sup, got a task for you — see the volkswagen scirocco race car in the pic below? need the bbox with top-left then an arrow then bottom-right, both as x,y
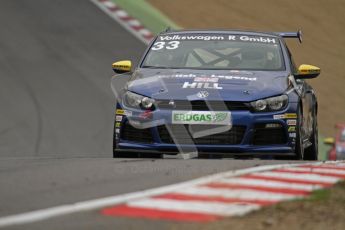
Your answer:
111,29 -> 320,160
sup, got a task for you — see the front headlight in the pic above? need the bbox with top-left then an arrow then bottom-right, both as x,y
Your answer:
250,95 -> 288,112
123,91 -> 155,109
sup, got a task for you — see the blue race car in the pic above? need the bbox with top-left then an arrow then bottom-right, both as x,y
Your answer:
111,29 -> 320,160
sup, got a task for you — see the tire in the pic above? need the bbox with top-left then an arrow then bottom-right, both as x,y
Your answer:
304,109 -> 318,160
112,120 -> 119,158
293,107 -> 304,160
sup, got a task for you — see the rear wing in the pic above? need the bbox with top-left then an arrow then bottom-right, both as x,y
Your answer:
275,30 -> 302,43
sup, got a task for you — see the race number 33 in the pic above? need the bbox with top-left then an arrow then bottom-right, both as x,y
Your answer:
151,41 -> 180,50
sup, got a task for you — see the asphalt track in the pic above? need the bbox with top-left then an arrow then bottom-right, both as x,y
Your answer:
0,0 -> 307,229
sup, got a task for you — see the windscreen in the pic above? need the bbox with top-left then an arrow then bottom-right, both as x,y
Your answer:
142,34 -> 284,71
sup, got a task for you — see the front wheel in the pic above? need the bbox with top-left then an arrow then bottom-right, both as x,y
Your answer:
304,109 -> 318,160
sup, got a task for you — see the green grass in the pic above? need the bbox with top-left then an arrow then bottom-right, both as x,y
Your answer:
308,188 -> 331,201
112,0 -> 181,34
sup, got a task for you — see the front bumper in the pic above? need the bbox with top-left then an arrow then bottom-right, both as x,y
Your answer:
114,102 -> 298,155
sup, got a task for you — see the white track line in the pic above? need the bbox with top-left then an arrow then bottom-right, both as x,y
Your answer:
316,163 -> 345,167
217,178 -> 321,191
0,162 -> 313,228
127,198 -> 260,216
279,167 -> 345,175
251,171 -> 341,183
175,186 -> 300,201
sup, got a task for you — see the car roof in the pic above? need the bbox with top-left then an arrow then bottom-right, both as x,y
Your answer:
160,29 -> 281,38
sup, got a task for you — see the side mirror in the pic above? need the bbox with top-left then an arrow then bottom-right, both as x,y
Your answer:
112,60 -> 132,74
324,137 -> 335,145
295,64 -> 320,79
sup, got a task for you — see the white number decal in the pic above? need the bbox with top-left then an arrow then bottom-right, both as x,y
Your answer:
151,41 -> 180,50
151,42 -> 165,50
166,41 -> 180,49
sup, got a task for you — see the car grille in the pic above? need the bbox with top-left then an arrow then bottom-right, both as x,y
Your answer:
252,124 -> 287,145
156,100 -> 249,111
158,125 -> 246,145
121,121 -> 153,143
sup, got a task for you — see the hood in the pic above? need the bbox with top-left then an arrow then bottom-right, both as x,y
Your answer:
127,69 -> 289,102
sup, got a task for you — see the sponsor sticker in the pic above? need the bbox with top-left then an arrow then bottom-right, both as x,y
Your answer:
158,74 -> 256,81
158,35 -> 276,44
172,111 -> 231,125
273,113 -> 298,120
285,113 -> 297,119
273,114 -> 285,120
116,115 -> 123,122
194,77 -> 219,83
159,35 -> 225,41
115,122 -> 121,128
124,110 -> 132,116
237,35 -> 276,44
116,109 -> 124,115
182,82 -> 223,89
289,133 -> 297,138
288,126 -> 296,132
287,119 -> 297,126
115,128 -> 120,134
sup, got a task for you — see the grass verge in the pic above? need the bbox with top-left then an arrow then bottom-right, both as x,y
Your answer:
112,0 -> 180,34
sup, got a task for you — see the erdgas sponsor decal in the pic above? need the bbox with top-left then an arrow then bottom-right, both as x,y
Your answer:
172,111 -> 231,125
182,82 -> 222,89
